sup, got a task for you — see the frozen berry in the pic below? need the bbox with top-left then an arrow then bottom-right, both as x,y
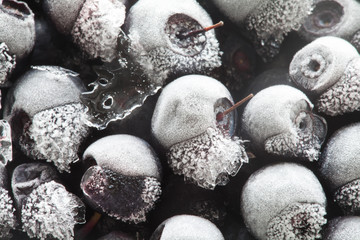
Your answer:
81,134 -> 162,223
151,75 -> 248,189
241,85 -> 327,161
4,66 -> 90,172
241,162 -> 327,240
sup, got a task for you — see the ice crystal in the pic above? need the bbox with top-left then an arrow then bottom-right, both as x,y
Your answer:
19,103 -> 89,172
264,128 -> 322,161
0,187 -> 16,239
21,181 -> 85,240
246,0 -> 313,61
0,42 -> 15,86
334,179 -> 360,215
267,203 -> 326,240
0,120 -> 12,165
71,0 -> 126,62
167,127 -> 248,190
316,57 -> 360,116
81,166 -> 161,223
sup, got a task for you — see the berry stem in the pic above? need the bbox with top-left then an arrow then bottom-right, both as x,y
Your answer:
216,93 -> 254,121
182,21 -> 224,39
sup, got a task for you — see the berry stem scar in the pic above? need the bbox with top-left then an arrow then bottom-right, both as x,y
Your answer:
217,93 -> 254,121
181,21 -> 224,39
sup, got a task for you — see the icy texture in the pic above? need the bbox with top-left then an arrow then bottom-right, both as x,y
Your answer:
289,36 -> 359,95
151,215 -> 224,240
246,0 -> 313,61
4,66 -> 85,118
0,187 -> 16,239
241,162 -> 327,240
323,216 -> 360,240
350,30 -> 360,52
0,42 -> 15,86
334,179 -> 360,214
126,0 -> 222,84
72,0 -> 126,62
19,103 -> 89,172
152,75 -> 233,149
267,203 -> 326,240
241,85 -> 327,160
0,0 -> 35,59
83,134 -> 161,179
81,166 -> 161,223
11,163 -> 59,208
21,181 -> 85,240
320,122 -> 360,191
43,0 -> 85,34
316,57 -> 360,116
0,120 -> 12,165
81,35 -> 161,129
167,127 -> 248,190
210,0 -> 261,24
300,0 -> 360,42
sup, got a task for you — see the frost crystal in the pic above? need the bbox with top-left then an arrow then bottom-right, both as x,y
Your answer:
334,179 -> 360,215
81,166 -> 161,223
351,30 -> 360,52
267,203 -> 326,240
0,120 -> 12,165
265,128 -> 322,161
21,181 -> 85,240
71,0 -> 126,62
0,42 -> 15,86
167,127 -> 248,190
316,58 -> 360,116
0,187 -> 16,239
246,0 -> 313,61
19,103 -> 89,172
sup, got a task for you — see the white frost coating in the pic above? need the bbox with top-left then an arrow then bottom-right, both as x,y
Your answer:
83,134 -> 161,179
126,0 -> 222,84
0,0 -> 35,59
241,162 -> 327,240
299,0 -> 360,42
4,66 -> 85,118
158,215 -> 224,240
317,57 -> 360,116
320,122 -> 360,191
334,179 -> 360,214
289,36 -> 359,95
0,120 -> 12,165
152,75 -> 233,149
0,42 -> 15,86
21,181 -> 85,240
43,0 -> 85,34
210,0 -> 261,25
241,85 -> 313,152
72,0 -> 126,62
20,103 -> 89,172
0,188 -> 16,239
167,127 -> 248,190
324,216 -> 360,240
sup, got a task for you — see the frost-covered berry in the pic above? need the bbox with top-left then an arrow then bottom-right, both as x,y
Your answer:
11,163 -> 85,240
323,216 -> 360,240
241,162 -> 327,240
241,85 -> 327,161
289,36 -> 359,95
0,164 -> 16,239
299,0 -> 360,42
151,75 -> 248,190
4,66 -> 90,173
0,0 -> 35,60
150,215 -> 224,240
43,0 -> 126,62
0,42 -> 15,86
81,134 -> 162,223
125,0 -> 222,85
319,123 -> 360,214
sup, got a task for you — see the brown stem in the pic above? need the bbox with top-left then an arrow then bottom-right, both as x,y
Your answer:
181,21 -> 224,39
216,93 -> 254,121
